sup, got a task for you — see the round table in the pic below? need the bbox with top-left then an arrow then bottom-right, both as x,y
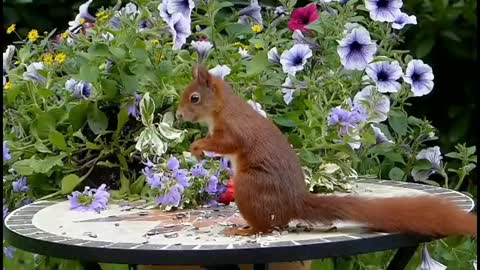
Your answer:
3,179 -> 475,270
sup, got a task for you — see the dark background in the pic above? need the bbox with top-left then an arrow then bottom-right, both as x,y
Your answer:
2,0 -> 477,156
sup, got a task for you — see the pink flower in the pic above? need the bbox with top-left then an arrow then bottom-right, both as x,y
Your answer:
288,4 -> 319,33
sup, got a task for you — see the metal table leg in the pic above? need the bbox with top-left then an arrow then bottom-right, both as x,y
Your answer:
80,261 -> 102,270
253,264 -> 269,270
386,245 -> 419,270
129,265 -> 138,270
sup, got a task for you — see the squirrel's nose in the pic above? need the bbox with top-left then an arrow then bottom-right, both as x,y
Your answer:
176,110 -> 183,120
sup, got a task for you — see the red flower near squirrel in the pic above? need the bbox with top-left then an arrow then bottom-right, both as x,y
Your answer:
218,178 -> 234,205
288,4 -> 319,33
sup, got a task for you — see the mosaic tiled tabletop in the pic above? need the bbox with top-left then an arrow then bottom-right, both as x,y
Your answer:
3,179 -> 475,265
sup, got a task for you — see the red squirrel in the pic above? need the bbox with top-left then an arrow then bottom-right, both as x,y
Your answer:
176,64 -> 477,238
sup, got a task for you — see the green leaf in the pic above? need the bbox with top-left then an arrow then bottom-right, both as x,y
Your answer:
119,171 -> 130,195
89,43 -> 111,57
30,154 -> 67,174
48,130 -> 68,151
110,47 -> 127,59
273,116 -> 297,127
12,159 -> 35,175
299,149 -> 320,164
69,102 -> 89,131
245,51 -> 268,76
34,141 -> 52,153
79,64 -> 100,82
445,152 -> 462,159
31,115 -> 56,139
115,106 -> 129,139
415,37 -> 434,58
131,40 -> 147,62
388,167 -> 405,181
87,103 -> 108,134
466,146 -> 476,157
388,110 -> 408,136
61,174 -> 82,194
384,152 -> 405,164
225,23 -> 252,36
414,159 -> 433,170
101,79 -> 119,100
130,175 -> 146,194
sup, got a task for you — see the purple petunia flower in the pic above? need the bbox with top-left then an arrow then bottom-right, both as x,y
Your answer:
337,28 -> 377,70
209,65 -> 231,79
3,141 -> 11,161
167,0 -> 195,19
392,12 -> 417,30
353,86 -> 390,123
167,157 -> 180,171
403,60 -> 434,97
3,247 -> 15,260
371,125 -> 393,144
123,2 -> 140,20
328,106 -> 368,136
158,0 -> 173,23
292,30 -> 321,51
3,203 -> 8,220
168,13 -> 192,50
280,44 -> 313,75
281,77 -> 308,105
220,158 -> 234,176
238,47 -> 250,59
155,184 -> 183,207
366,61 -> 403,93
68,184 -> 110,212
274,6 -> 287,15
110,16 -> 121,30
68,0 -> 96,32
365,0 -> 402,22
65,78 -> 93,99
127,93 -> 142,120
411,146 -> 443,182
191,40 -> 213,62
205,175 -> 219,195
23,62 -> 46,86
12,177 -> 29,193
267,47 -> 281,64
238,0 -> 263,25
3,45 -> 16,73
191,162 -> 208,177
419,244 -> 447,270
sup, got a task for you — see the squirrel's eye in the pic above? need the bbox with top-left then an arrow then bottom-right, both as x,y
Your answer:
190,93 -> 200,104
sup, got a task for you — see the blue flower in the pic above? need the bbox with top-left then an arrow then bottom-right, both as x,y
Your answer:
144,166 -> 163,189
23,62 -> 46,86
3,141 -> 11,161
68,0 -> 96,32
220,158 -> 234,176
3,247 -> 15,260
371,125 -> 393,144
173,168 -> 190,188
191,162 -> 208,177
167,0 -> 195,19
205,175 -> 219,195
403,59 -> 434,97
274,6 -> 287,15
366,61 -> 403,93
411,146 -> 443,182
281,77 -> 308,105
167,157 -> 180,171
3,45 -> 16,72
127,93 -> 142,120
65,78 -> 93,99
168,13 -> 191,50
292,30 -> 321,51
238,0 -> 263,25
267,47 -> 280,64
123,2 -> 140,20
12,177 -> 29,193
280,44 -> 313,75
365,0 -> 402,22
156,184 -> 183,207
419,244 -> 446,270
238,47 -> 250,59
337,28 -> 377,70
353,86 -> 390,123
392,12 -> 417,30
110,16 -> 121,30
191,40 -> 213,62
68,184 -> 110,212
328,107 -> 368,136
158,0 -> 173,23
209,65 -> 231,79
3,203 -> 8,220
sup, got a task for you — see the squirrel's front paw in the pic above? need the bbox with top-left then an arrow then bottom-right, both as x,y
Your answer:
190,142 -> 205,161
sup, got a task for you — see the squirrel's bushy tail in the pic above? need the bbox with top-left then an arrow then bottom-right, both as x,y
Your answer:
299,194 -> 477,237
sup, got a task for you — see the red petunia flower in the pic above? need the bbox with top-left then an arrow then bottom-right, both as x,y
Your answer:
198,36 -> 208,41
218,178 -> 234,205
288,4 -> 319,33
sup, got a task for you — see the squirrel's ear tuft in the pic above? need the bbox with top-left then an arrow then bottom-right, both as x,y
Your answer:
193,64 -> 211,88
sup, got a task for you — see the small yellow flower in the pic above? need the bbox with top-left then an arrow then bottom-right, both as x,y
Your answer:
96,11 -> 109,22
251,24 -> 263,33
151,39 -> 160,45
55,53 -> 67,64
80,19 -> 86,25
233,42 -> 243,47
4,82 -> 13,90
61,32 -> 69,40
6,24 -> 16,34
254,44 -> 263,49
28,29 -> 39,42
43,54 -> 54,65
166,41 -> 174,46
